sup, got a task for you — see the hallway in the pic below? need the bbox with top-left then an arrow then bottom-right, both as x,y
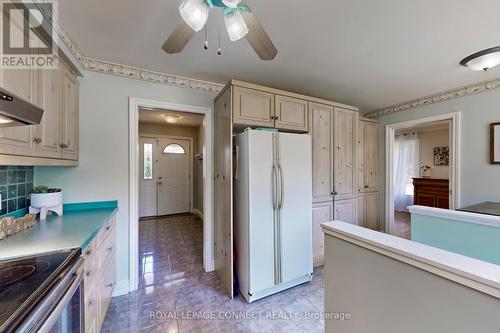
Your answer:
101,214 -> 325,333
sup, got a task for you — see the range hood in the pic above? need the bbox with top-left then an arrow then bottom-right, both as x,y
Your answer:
0,88 -> 43,127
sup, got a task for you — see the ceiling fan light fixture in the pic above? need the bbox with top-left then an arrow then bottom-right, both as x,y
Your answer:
224,10 -> 248,42
179,0 -> 209,32
163,114 -> 182,124
460,46 -> 500,71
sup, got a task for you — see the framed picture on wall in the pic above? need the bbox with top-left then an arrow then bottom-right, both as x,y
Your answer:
433,146 -> 449,165
490,122 -> 500,164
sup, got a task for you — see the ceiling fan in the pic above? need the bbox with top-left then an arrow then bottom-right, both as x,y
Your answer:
162,0 -> 277,60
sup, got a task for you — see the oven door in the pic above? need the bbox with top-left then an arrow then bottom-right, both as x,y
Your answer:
17,258 -> 84,333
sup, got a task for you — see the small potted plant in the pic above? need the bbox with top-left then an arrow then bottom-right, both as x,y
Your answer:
420,165 -> 433,178
29,185 -> 63,210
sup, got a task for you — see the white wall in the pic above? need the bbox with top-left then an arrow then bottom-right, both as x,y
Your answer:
35,71 -> 214,285
378,88 -> 500,230
418,129 -> 449,179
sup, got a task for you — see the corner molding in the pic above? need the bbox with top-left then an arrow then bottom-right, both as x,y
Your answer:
366,77 -> 500,118
53,14 -> 224,94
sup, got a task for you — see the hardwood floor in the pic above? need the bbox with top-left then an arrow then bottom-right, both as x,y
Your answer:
393,211 -> 411,240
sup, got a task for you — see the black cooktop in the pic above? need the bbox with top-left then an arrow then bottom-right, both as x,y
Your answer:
0,249 -> 81,332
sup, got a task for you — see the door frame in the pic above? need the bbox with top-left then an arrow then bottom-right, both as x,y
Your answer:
129,97 -> 214,293
384,111 -> 461,236
140,134 -> 194,216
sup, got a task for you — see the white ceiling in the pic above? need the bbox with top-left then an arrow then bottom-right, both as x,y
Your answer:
60,0 -> 500,112
139,108 -> 204,126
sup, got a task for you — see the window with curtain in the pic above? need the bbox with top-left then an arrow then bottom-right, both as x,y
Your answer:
393,132 -> 419,212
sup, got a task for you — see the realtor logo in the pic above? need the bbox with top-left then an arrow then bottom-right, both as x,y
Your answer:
1,0 -> 58,69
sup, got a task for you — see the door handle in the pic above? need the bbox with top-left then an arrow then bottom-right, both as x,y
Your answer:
272,164 -> 278,210
278,164 -> 284,209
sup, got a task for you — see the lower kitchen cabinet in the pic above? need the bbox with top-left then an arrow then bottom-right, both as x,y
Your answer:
312,201 -> 333,266
357,192 -> 380,231
82,215 -> 116,333
334,198 -> 356,225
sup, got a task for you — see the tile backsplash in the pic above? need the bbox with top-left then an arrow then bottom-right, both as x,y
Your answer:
0,166 -> 34,215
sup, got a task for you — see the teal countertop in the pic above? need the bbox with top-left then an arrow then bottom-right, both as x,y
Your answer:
0,201 -> 118,260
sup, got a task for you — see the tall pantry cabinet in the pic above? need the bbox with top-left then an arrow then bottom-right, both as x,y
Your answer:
356,118 -> 380,230
311,105 -> 359,266
311,110 -> 380,265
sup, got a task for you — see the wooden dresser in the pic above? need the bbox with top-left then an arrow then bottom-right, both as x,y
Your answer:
413,178 -> 449,209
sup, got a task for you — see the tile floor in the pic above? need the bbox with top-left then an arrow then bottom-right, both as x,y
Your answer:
101,214 -> 325,333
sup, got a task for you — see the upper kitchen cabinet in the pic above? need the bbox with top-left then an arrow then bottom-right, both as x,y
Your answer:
357,119 -> 379,193
310,102 -> 333,203
0,12 -> 37,157
36,65 -> 62,159
233,86 -> 275,128
275,95 -> 308,132
61,63 -> 79,160
230,81 -> 318,133
333,107 -> 356,200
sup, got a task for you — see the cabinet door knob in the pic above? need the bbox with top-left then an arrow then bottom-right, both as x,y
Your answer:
85,249 -> 93,256
86,270 -> 92,277
89,299 -> 95,306
105,282 -> 114,288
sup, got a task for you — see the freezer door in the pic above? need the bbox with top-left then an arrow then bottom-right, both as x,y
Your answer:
278,133 -> 313,282
247,130 -> 277,294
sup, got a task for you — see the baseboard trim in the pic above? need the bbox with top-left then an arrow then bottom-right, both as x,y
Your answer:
112,280 -> 130,297
313,258 -> 324,268
192,208 -> 203,220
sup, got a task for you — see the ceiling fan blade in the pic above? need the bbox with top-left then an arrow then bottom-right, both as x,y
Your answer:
162,21 -> 195,54
241,11 -> 277,60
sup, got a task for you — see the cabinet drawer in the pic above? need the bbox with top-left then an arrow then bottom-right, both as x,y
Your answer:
97,226 -> 116,270
96,217 -> 115,249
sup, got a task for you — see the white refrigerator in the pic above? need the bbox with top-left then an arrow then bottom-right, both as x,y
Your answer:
234,129 -> 313,303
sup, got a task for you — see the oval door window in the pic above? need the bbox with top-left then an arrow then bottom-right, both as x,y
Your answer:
163,144 -> 185,154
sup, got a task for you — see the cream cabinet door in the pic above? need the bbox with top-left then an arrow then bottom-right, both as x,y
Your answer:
333,108 -> 356,200
311,102 -> 333,203
233,86 -> 274,128
334,199 -> 356,225
275,95 -> 308,132
35,67 -> 62,158
364,121 -> 379,192
356,195 -> 365,227
312,201 -> 333,266
365,192 -> 379,231
0,12 -> 37,156
61,64 -> 79,160
356,120 -> 365,194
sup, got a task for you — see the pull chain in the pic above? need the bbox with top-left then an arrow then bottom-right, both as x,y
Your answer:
217,23 -> 222,56
203,23 -> 208,50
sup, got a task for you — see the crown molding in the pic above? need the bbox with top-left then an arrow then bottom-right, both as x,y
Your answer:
366,77 -> 500,119
52,12 -> 224,94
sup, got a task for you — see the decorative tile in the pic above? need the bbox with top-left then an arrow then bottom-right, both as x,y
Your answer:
0,166 -> 35,216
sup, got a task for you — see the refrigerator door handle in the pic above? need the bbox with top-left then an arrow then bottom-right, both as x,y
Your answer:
272,164 -> 278,210
278,164 -> 284,209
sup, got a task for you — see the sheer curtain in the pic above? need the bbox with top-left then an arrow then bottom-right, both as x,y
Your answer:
393,132 -> 419,212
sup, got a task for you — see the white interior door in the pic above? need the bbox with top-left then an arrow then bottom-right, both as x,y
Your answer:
139,138 -> 157,217
158,138 -> 191,215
